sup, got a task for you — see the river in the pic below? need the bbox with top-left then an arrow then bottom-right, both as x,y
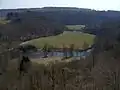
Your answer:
24,48 -> 93,59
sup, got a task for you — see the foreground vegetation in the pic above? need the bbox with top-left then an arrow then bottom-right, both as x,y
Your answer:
1,52 -> 120,90
0,19 -> 10,24
22,31 -> 95,49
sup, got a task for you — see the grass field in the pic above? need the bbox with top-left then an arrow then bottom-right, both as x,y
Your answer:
66,25 -> 85,30
21,31 -> 95,49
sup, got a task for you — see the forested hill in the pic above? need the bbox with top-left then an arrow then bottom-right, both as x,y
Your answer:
0,12 -> 65,41
1,7 -> 120,26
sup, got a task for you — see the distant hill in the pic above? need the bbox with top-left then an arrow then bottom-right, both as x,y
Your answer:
1,7 -> 120,39
1,7 -> 120,26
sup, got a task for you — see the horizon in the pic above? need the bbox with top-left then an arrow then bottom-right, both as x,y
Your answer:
0,6 -> 119,12
0,0 -> 120,11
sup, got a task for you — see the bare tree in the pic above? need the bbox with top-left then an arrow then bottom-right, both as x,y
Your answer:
69,44 -> 74,58
62,44 -> 68,60
82,42 -> 89,50
42,43 -> 49,58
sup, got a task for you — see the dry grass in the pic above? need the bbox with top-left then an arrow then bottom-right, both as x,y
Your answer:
31,57 -> 75,65
0,19 -> 10,24
0,57 -> 89,90
0,53 -> 120,90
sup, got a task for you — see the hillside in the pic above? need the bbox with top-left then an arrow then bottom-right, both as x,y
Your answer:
1,7 -> 120,27
0,12 -> 65,41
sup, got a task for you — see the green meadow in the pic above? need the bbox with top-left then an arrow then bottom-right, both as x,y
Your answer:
22,31 -> 95,49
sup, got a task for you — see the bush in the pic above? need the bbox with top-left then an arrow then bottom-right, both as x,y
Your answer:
18,45 -> 37,53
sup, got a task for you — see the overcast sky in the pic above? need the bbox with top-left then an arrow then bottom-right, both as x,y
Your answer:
0,0 -> 120,10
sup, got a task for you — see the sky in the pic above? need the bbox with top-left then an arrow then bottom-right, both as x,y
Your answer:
0,0 -> 120,11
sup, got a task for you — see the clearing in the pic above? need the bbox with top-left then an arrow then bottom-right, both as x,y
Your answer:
66,25 -> 85,30
21,31 -> 95,49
